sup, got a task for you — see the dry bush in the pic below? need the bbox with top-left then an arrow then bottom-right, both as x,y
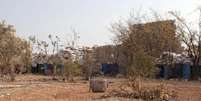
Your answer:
64,62 -> 80,81
103,82 -> 177,101
0,21 -> 31,81
137,84 -> 177,101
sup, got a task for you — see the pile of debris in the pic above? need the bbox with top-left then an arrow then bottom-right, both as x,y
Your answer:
100,83 -> 177,101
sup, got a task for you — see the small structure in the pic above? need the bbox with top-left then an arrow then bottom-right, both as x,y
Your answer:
101,63 -> 119,76
31,49 -> 71,75
157,52 -> 191,80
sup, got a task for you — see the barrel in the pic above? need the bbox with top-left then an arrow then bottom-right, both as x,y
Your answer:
164,65 -> 169,79
183,63 -> 191,80
89,79 -> 108,92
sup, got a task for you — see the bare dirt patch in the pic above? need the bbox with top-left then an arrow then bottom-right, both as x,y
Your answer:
0,75 -> 201,101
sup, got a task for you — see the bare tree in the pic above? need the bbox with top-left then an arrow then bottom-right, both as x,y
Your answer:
29,31 -> 81,81
170,9 -> 201,79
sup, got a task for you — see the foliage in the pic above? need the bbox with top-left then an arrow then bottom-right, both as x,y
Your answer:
112,20 -> 181,58
110,12 -> 183,98
80,47 -> 94,80
127,50 -> 156,80
64,62 -> 81,81
0,21 -> 31,81
111,11 -> 182,79
21,40 -> 32,73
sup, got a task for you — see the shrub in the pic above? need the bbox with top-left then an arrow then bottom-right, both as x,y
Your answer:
64,62 -> 80,81
127,50 -> 156,81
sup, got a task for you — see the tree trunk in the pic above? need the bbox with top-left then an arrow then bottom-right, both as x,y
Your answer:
52,64 -> 57,80
137,76 -> 141,92
10,65 -> 15,82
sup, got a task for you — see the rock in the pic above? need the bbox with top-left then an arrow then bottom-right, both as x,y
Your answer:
89,79 -> 108,92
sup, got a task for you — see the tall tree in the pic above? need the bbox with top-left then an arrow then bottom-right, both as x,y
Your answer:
0,21 -> 31,81
111,12 -> 182,79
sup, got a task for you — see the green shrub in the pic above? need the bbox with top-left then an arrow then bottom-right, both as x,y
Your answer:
64,62 -> 81,81
127,50 -> 156,80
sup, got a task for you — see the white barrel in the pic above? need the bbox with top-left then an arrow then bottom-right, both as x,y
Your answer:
89,79 -> 107,92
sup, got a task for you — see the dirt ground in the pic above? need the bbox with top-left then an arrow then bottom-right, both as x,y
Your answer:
0,75 -> 201,101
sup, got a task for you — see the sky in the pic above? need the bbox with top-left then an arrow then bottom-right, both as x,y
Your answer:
0,0 -> 201,47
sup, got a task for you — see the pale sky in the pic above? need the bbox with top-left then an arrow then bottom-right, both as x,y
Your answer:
0,0 -> 201,47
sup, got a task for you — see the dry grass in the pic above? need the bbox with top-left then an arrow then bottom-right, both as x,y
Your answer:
0,75 -> 201,101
